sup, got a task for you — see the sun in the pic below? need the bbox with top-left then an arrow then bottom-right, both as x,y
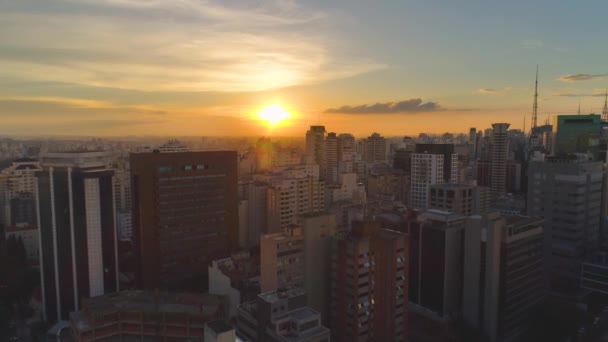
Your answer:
258,104 -> 291,126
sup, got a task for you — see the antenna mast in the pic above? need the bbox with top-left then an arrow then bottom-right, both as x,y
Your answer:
602,89 -> 608,122
531,65 -> 539,132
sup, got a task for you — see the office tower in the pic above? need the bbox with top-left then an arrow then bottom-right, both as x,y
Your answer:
363,133 -> 387,163
130,151 -> 238,289
429,183 -> 490,215
266,165 -> 325,233
272,147 -> 301,168
408,209 -> 467,318
393,148 -> 412,174
552,114 -> 602,160
260,226 -> 304,292
490,123 -> 510,199
36,151 -> 118,322
463,214 -> 544,342
70,291 -> 227,342
330,222 -> 408,341
237,288 -> 330,342
410,153 -> 444,209
528,157 -> 603,293
325,132 -> 339,183
305,125 -> 327,178
301,213 -> 337,323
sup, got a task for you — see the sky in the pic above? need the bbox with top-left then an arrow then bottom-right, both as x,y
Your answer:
1,0 -> 607,137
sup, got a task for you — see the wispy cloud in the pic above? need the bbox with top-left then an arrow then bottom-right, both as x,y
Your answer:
0,1 -> 383,93
558,74 -> 608,82
553,92 -> 607,97
522,39 -> 544,48
477,87 -> 512,95
325,98 -> 441,114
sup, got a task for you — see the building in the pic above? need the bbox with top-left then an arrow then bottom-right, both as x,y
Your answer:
5,224 -> 39,263
463,214 -> 545,342
363,133 -> 387,163
553,114 -> 602,159
237,288 -> 330,342
325,133 -> 338,184
393,149 -> 412,174
266,165 -> 325,233
527,156 -> 603,293
408,210 -> 467,319
429,183 -> 490,215
305,126 -> 327,179
330,222 -> 408,341
491,123 -> 510,199
414,144 -> 458,183
260,226 -> 304,292
130,151 -> 238,289
246,181 -> 268,246
113,167 -> 132,240
36,151 -> 118,322
208,251 -> 260,318
410,153 -> 444,209
581,253 -> 608,295
69,290 -> 227,342
205,320 -> 237,342
367,169 -> 409,203
1,158 -> 41,228
301,213 -> 337,323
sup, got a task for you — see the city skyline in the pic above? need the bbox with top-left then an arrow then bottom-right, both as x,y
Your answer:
1,0 -> 608,136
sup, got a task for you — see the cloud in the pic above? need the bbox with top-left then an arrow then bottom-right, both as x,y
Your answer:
558,74 -> 608,82
553,92 -> 607,97
325,98 -> 441,114
0,1 -> 384,93
522,40 -> 544,48
477,87 -> 512,95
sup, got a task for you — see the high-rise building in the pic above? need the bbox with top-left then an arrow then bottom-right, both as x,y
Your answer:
36,151 -> 118,322
469,127 -> 477,162
325,132 -> 339,183
1,158 -> 41,228
255,137 -> 275,171
246,180 -> 268,247
415,144 -> 458,183
463,214 -> 545,342
237,288 -> 330,342
491,123 -> 510,199
130,151 -> 238,289
428,183 -> 490,215
364,133 -> 387,163
260,226 -> 304,292
266,165 -> 325,233
338,133 -> 356,163
410,153 -> 444,209
330,222 -> 408,341
301,213 -> 337,323
552,114 -> 602,159
305,125 -> 327,178
528,156 -> 603,293
408,209 -> 467,319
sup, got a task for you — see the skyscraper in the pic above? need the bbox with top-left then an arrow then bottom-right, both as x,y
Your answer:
528,156 -> 603,293
36,151 -> 118,322
130,151 -> 238,289
305,125 -> 326,179
364,132 -> 387,163
325,132 -> 339,183
330,221 -> 408,341
410,153 -> 444,209
491,123 -> 510,199
552,114 -> 602,160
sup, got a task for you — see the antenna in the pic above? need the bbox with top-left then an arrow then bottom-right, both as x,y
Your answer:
531,65 -> 539,130
602,89 -> 608,122
578,99 -> 581,115
523,114 -> 526,134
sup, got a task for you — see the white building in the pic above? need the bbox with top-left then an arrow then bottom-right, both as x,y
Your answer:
410,153 -> 444,208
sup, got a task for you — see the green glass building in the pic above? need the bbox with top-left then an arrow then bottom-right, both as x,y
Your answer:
552,114 -> 602,159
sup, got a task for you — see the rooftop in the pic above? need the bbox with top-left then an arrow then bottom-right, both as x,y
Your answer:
206,319 -> 234,334
259,287 -> 306,304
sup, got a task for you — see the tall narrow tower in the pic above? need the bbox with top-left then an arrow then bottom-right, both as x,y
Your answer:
602,89 -> 608,122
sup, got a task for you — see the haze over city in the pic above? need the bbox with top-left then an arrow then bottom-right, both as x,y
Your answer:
1,0 -> 608,136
